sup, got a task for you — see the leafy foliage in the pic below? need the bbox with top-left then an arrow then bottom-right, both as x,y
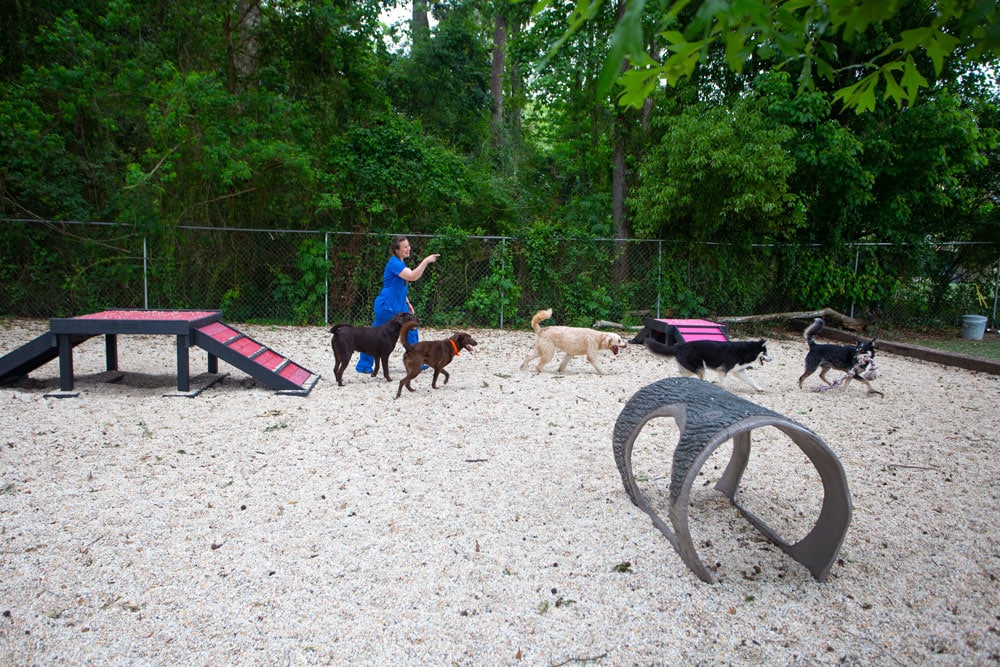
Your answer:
540,0 -> 1000,112
516,220 -> 615,325
386,14 -> 493,153
0,0 -> 998,334
466,240 -> 521,328
630,89 -> 803,241
272,238 -> 334,325
324,116 -> 475,232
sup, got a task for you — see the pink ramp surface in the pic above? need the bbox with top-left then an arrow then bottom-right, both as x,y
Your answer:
75,309 -> 220,322
656,318 -> 730,342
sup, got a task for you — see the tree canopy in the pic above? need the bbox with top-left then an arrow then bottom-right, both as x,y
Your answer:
0,0 -> 997,324
541,0 -> 1000,112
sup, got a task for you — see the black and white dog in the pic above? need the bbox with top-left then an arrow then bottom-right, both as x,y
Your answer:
798,318 -> 882,395
644,337 -> 771,392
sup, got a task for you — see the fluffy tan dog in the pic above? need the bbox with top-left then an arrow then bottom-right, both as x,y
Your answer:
520,308 -> 624,375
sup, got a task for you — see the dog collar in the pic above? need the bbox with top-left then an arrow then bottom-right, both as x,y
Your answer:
449,339 -> 459,356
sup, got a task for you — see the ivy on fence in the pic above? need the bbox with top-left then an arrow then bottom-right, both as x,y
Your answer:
1,220 -> 996,331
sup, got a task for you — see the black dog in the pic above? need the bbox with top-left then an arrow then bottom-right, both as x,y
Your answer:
644,337 -> 771,392
798,318 -> 882,395
330,312 -> 415,386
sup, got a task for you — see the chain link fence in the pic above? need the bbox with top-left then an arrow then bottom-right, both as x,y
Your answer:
2,219 -> 997,333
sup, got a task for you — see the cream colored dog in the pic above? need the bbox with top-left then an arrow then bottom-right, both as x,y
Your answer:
520,309 -> 624,374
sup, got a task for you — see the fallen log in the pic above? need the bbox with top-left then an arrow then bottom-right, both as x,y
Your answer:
716,308 -> 866,331
594,308 -> 866,332
593,320 -> 643,331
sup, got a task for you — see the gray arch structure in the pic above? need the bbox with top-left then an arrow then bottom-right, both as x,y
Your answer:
612,377 -> 852,584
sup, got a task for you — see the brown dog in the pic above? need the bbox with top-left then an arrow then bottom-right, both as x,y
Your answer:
395,321 -> 477,398
330,312 -> 415,386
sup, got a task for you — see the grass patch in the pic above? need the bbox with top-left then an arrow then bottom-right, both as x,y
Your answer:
904,334 -> 1000,361
742,321 -> 1000,362
874,323 -> 1000,361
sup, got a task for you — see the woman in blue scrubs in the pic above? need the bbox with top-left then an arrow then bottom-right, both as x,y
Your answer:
356,236 -> 439,374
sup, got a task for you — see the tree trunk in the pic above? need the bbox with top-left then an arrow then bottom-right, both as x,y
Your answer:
226,0 -> 260,95
490,13 -> 508,146
412,0 -> 430,47
506,12 -> 524,147
612,114 -> 628,239
510,58 -> 522,143
612,110 -> 630,283
611,0 -> 630,284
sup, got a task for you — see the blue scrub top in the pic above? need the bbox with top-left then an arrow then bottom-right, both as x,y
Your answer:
373,255 -> 408,314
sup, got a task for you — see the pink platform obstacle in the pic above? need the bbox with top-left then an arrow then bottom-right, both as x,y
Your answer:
635,317 -> 730,345
0,309 -> 319,396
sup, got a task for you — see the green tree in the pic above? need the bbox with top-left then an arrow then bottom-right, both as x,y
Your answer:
386,10 -> 493,154
630,91 -> 802,241
542,0 -> 1000,112
323,115 -> 474,231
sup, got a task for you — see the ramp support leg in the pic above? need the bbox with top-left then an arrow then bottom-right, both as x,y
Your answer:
104,334 -> 118,372
176,334 -> 190,392
57,334 -> 74,391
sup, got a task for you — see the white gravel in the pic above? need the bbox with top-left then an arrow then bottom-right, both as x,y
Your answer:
1,318 -> 998,665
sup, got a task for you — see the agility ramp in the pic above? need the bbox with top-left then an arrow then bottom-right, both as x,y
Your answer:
192,319 -> 319,395
0,310 -> 319,396
631,317 -> 730,345
0,331 -> 92,385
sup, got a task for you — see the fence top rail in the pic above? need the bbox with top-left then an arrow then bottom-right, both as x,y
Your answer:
3,219 -> 997,249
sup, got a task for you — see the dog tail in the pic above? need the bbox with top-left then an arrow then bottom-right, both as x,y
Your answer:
399,320 -> 418,351
643,338 -> 680,357
330,323 -> 349,337
531,308 -> 553,332
804,318 -> 824,347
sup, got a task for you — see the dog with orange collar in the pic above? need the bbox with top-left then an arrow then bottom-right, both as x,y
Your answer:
395,320 -> 478,398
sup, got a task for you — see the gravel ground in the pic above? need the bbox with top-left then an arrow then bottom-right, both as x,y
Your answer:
1,317 -> 998,665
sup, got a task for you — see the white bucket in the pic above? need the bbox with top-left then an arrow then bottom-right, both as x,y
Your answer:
960,314 -> 987,340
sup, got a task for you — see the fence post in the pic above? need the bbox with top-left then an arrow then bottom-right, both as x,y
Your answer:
656,240 -> 662,319
850,245 -> 860,318
992,255 -> 999,330
324,231 -> 330,326
143,235 -> 149,309
500,236 -> 506,330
